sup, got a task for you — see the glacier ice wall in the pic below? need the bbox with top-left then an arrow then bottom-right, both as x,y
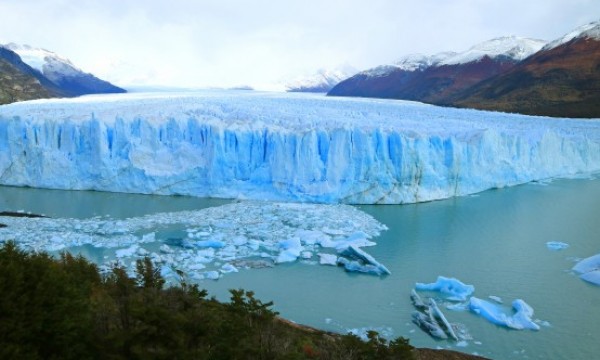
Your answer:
1,91 -> 600,204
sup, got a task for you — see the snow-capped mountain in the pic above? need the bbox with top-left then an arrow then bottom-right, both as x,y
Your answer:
285,65 -> 357,93
361,52 -> 457,77
329,36 -> 547,106
452,20 -> 600,118
543,20 -> 600,51
440,36 -> 545,65
4,43 -> 125,96
0,46 -> 59,104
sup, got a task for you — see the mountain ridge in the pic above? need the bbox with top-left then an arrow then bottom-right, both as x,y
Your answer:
4,43 -> 126,97
329,20 -> 600,118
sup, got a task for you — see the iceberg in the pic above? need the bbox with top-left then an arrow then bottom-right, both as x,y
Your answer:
546,241 -> 569,251
338,245 -> 391,275
468,297 -> 540,330
1,91 -> 600,204
318,253 -> 338,266
412,311 -> 448,340
572,253 -> 600,286
415,276 -> 475,301
429,298 -> 459,340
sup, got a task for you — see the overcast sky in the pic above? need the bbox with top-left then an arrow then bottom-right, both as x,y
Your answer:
0,0 -> 598,88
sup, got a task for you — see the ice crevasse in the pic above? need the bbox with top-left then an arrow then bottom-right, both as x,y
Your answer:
1,90 -> 600,204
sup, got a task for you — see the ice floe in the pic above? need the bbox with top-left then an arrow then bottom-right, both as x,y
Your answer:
546,241 -> 569,251
0,201 -> 388,281
468,297 -> 540,331
573,253 -> 600,286
415,276 -> 475,301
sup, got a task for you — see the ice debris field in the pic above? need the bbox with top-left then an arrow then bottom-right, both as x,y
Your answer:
1,90 -> 600,204
411,276 -> 547,345
0,201 -> 388,281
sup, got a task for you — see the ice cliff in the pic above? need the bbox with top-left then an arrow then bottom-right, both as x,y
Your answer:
1,90 -> 600,204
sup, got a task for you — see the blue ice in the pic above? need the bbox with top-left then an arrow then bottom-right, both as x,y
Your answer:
415,276 -> 475,301
469,297 -> 540,330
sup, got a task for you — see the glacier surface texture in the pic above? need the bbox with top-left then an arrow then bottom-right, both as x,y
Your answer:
1,90 -> 600,204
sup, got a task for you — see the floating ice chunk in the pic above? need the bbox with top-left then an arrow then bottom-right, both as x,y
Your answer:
46,236 -> 67,251
339,245 -> 391,275
333,231 -> 376,250
580,270 -> 600,286
196,248 -> 216,258
279,237 -> 302,250
195,240 -> 225,248
337,257 -> 386,275
430,298 -> 459,340
276,249 -> 302,263
204,271 -> 220,280
295,229 -> 327,245
511,299 -> 540,330
546,241 -> 569,251
301,251 -> 313,259
159,244 -> 173,253
141,232 -> 156,242
572,253 -> 600,286
468,297 -> 540,330
231,235 -> 248,246
489,295 -> 503,304
573,253 -> 600,274
276,237 -> 303,263
187,263 -> 206,271
221,263 -> 239,273
415,276 -> 474,301
410,289 -> 428,311
318,253 -> 338,266
412,311 -> 448,340
116,244 -> 140,258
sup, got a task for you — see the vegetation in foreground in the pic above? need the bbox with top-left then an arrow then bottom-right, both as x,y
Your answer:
0,241 -> 415,359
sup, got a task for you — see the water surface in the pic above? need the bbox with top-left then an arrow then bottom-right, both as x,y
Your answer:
1,179 -> 599,360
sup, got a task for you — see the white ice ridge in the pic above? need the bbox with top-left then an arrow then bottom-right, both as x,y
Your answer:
0,201 -> 387,281
2,90 -> 600,204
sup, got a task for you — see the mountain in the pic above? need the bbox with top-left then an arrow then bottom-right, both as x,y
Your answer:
0,46 -> 60,104
328,37 -> 545,103
450,21 -> 600,118
4,43 -> 125,96
285,65 -> 357,93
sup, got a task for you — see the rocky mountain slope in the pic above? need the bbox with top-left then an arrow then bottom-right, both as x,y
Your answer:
330,21 -> 600,118
0,47 -> 59,104
4,43 -> 125,96
328,37 -> 545,103
450,21 -> 600,118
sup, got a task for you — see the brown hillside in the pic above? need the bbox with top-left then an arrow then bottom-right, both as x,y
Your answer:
450,38 -> 600,118
0,58 -> 56,105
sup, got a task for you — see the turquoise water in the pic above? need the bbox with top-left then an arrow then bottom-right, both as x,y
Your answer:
1,179 -> 599,360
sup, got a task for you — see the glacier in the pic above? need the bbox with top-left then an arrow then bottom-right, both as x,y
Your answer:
1,90 -> 600,204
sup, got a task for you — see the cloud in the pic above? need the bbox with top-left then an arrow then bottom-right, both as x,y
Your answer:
1,0 -> 597,87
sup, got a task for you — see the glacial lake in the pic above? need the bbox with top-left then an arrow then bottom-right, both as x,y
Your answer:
1,177 -> 600,360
